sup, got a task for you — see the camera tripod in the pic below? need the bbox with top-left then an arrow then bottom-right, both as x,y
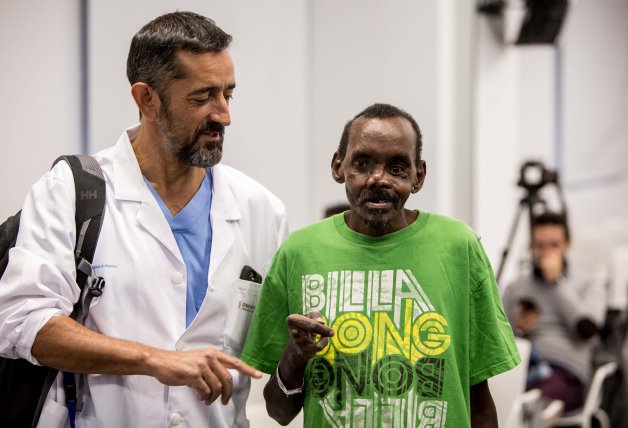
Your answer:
495,160 -> 565,285
495,190 -> 546,285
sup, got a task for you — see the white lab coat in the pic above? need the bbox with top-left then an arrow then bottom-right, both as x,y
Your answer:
0,125 -> 288,428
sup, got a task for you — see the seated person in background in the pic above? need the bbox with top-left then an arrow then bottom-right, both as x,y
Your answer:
242,103 -> 521,427
502,211 -> 607,412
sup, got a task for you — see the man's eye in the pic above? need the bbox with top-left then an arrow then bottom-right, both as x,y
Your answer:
193,97 -> 209,104
354,160 -> 368,169
390,165 -> 404,175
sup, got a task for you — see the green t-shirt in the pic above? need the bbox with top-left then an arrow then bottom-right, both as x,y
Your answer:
241,212 -> 520,427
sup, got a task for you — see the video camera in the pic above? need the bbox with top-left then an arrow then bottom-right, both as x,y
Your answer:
517,160 -> 559,195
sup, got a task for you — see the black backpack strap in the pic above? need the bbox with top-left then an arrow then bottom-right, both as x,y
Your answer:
0,212 -> 20,273
32,155 -> 106,427
57,155 -> 106,286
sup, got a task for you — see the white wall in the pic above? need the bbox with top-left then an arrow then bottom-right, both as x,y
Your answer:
474,29 -> 557,285
474,0 -> 628,286
561,0 -> 628,272
0,0 -> 82,220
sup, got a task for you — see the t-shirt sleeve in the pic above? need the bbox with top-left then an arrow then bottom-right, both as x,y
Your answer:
241,248 -> 291,374
468,242 -> 521,385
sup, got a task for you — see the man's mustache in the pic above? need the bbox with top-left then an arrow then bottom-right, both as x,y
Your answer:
357,189 -> 400,205
195,120 -> 225,139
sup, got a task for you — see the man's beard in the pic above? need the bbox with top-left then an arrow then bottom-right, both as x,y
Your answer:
355,188 -> 401,230
159,106 -> 225,168
171,134 -> 223,168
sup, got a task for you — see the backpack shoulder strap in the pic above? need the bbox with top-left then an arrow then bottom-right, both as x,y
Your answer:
32,155 -> 106,427
53,155 -> 106,288
0,211 -> 20,274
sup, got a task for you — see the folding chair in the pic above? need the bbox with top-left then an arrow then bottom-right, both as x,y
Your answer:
551,361 -> 618,428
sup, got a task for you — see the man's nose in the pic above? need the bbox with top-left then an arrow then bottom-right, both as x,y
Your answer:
210,96 -> 231,126
367,166 -> 388,185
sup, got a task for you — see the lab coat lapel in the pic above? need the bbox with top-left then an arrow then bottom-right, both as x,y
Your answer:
208,165 -> 242,279
136,196 -> 183,264
111,132 -> 183,265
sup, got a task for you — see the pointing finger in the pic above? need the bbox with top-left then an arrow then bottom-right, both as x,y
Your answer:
218,353 -> 263,379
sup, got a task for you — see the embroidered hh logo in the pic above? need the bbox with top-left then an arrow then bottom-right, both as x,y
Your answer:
80,190 -> 98,200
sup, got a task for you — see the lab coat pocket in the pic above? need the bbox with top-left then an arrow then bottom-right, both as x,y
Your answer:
223,279 -> 262,354
37,399 -> 68,428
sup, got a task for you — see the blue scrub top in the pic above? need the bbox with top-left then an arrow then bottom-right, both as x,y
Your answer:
145,171 -> 213,327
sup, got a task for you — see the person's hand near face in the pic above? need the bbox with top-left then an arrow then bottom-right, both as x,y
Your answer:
537,249 -> 564,283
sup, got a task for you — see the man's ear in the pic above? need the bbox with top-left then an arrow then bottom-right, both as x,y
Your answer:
331,152 -> 345,183
411,160 -> 427,193
130,82 -> 160,121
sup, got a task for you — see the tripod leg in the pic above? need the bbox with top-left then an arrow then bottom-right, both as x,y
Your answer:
496,201 -> 527,286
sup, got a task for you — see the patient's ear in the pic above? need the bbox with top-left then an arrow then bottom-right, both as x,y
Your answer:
331,152 -> 345,183
411,160 -> 427,193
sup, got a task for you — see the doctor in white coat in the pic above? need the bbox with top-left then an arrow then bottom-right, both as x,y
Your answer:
0,11 -> 287,428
